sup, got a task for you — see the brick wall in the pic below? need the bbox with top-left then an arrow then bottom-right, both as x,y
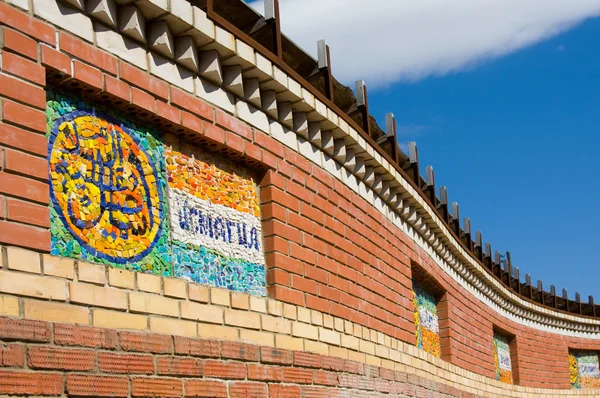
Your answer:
0,1 -> 599,396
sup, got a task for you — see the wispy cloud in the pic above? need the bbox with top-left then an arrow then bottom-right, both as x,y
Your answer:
249,0 -> 600,87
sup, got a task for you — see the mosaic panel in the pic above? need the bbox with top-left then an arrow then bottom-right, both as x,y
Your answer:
413,283 -> 441,357
570,350 -> 600,389
47,91 -> 172,275
493,333 -> 513,384
166,147 -> 266,296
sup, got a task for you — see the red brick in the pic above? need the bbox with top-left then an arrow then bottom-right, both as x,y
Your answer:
313,370 -> 338,386
247,364 -> 283,382
67,374 -> 129,397
28,346 -> 96,371
291,274 -> 318,295
0,73 -> 45,109
282,367 -> 313,384
321,356 -> 345,372
294,352 -> 322,368
182,111 -> 203,134
120,62 -> 168,99
119,331 -> 172,354
157,356 -> 203,376
171,88 -> 214,121
269,384 -> 301,398
60,32 -> 116,74
0,370 -> 62,395
0,3 -> 55,45
0,344 -> 24,367
229,382 -> 267,398
226,130 -> 244,153
184,380 -> 227,398
2,99 -> 46,132
245,142 -> 262,163
2,28 -> 37,60
254,130 -> 284,158
0,196 -> 4,218
221,341 -> 260,361
260,347 -> 293,365
73,60 -> 103,89
204,360 -> 246,379
305,295 -> 329,313
1,51 -> 44,85
98,352 -> 154,374
267,286 -> 304,306
41,45 -> 71,75
262,150 -> 277,168
301,386 -> 329,398
173,336 -> 220,357
105,75 -> 130,102
0,123 -> 46,156
4,148 -> 47,181
55,324 -> 118,349
0,219 -> 50,250
216,109 -> 251,139
6,197 -> 49,227
204,122 -> 225,144
132,377 -> 183,398
0,317 -> 50,342
131,88 -> 155,113
266,268 -> 290,286
156,100 -> 180,124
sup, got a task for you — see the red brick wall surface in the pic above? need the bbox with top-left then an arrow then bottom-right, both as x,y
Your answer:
0,2 -> 598,393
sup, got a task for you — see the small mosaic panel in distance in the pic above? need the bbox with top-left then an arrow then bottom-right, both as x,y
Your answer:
413,283 -> 441,357
493,333 -> 513,384
47,91 -> 172,275
570,350 -> 600,389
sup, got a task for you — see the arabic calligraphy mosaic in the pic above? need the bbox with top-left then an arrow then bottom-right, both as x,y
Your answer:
413,283 -> 441,357
47,91 -> 265,294
570,350 -> 600,389
493,333 -> 513,384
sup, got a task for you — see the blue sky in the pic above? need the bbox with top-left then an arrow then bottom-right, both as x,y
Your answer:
367,18 -> 600,298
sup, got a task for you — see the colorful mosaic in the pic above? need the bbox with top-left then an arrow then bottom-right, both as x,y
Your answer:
493,333 -> 513,384
47,91 -> 172,275
166,148 -> 266,296
570,350 -> 600,389
413,283 -> 441,357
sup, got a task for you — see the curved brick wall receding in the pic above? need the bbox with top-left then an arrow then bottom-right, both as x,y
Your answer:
0,0 -> 599,396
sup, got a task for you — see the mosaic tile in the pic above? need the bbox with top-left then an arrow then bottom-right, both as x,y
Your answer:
47,91 -> 172,275
166,147 -> 266,296
493,333 -> 513,384
413,283 -> 441,357
570,350 -> 600,389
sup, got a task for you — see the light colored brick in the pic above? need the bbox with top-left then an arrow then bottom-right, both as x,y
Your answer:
311,310 -> 322,326
189,284 -> 209,303
0,270 -> 66,300
180,301 -> 223,324
329,346 -> 349,359
341,334 -> 359,350
231,292 -> 249,310
33,0 -> 93,41
69,283 -> 128,310
297,307 -> 310,323
93,309 -> 147,330
6,246 -> 40,274
283,304 -> 296,320
211,288 -> 230,306
43,255 -> 74,279
375,344 -> 390,359
304,339 -> 328,355
137,273 -> 161,294
267,300 -> 282,316
130,292 -> 179,317
164,277 -> 187,299
249,296 -> 266,313
224,309 -> 260,329
198,324 -> 238,341
261,315 -> 291,334
108,267 -> 135,289
275,334 -> 303,351
292,322 -> 318,340
319,328 -> 340,345
78,261 -> 105,285
150,317 -> 196,337
348,350 -> 366,363
344,320 -> 353,334
365,354 -> 380,366
323,314 -> 334,329
240,329 -> 274,347
0,295 -> 20,316
359,340 -> 375,355
334,318 -> 345,332
24,299 -> 89,324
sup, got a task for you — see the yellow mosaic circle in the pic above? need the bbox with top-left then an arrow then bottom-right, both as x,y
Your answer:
49,114 -> 162,261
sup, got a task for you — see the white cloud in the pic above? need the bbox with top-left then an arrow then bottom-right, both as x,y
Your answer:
249,0 -> 600,87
